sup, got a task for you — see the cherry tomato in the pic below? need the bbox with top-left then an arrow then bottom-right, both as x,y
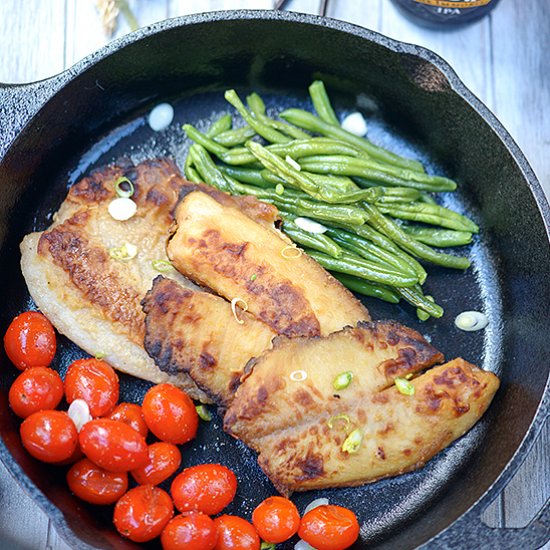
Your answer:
131,442 -> 181,486
8,366 -> 64,418
252,496 -> 300,544
142,384 -> 198,445
79,418 -> 148,472
20,410 -> 77,463
113,485 -> 174,543
171,464 -> 237,516
213,515 -> 260,550
108,403 -> 148,438
161,513 -> 218,550
4,311 -> 56,370
65,358 -> 119,417
67,458 -> 128,505
298,505 -> 360,550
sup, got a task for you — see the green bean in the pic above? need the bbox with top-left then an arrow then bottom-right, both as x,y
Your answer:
397,285 -> 444,318
300,156 -> 456,192
282,220 -> 342,258
309,80 -> 339,126
246,92 -> 267,115
374,187 -> 422,204
377,202 -> 479,233
418,192 -> 437,205
184,152 -> 202,183
206,114 -> 232,137
361,202 -> 471,270
306,250 -> 418,287
292,199 -> 367,226
326,228 -> 418,279
183,124 -> 229,156
305,172 -> 359,194
416,295 -> 434,321
213,126 -> 256,147
225,90 -> 291,144
188,144 -> 232,193
399,223 -> 473,247
331,273 -> 401,304
217,165 -> 273,188
280,108 -> 425,172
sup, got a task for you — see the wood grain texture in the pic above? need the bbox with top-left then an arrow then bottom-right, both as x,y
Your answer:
0,0 -> 548,548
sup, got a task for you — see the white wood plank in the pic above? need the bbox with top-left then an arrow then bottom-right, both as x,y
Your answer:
0,0 -> 66,83
168,0 -> 273,17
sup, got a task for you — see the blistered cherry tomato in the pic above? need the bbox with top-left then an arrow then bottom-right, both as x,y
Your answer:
8,366 -> 63,418
213,515 -> 260,550
114,485 -> 174,543
161,513 -> 218,550
131,442 -> 181,486
4,311 -> 56,370
298,505 -> 360,550
20,410 -> 77,463
252,496 -> 300,544
142,384 -> 198,445
79,418 -> 148,472
171,464 -> 237,516
108,402 -> 148,438
67,458 -> 128,505
65,358 -> 119,417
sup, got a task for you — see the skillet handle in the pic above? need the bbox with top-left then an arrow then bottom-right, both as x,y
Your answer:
0,75 -> 67,161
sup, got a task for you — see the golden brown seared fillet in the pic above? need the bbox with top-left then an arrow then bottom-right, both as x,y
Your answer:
224,321 -> 444,441
224,323 -> 499,495
20,159 -> 279,401
167,191 -> 370,338
143,276 -> 276,407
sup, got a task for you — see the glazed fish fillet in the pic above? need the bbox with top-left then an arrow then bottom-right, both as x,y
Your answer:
167,190 -> 370,338
143,276 -> 276,407
20,159 -> 279,401
224,326 -> 499,495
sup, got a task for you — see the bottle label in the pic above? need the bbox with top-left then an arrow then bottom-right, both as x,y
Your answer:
414,0 -> 491,7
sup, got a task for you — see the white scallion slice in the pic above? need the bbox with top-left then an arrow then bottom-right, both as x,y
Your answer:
68,399 -> 92,432
151,259 -> 174,272
148,102 -> 174,131
114,176 -> 134,198
333,371 -> 353,390
327,413 -> 351,431
281,245 -> 303,259
289,370 -> 307,382
285,155 -> 301,171
454,311 -> 489,332
231,297 -> 248,324
395,377 -> 415,396
294,217 -> 328,235
303,497 -> 330,516
341,112 -> 368,136
109,242 -> 138,261
108,197 -> 137,221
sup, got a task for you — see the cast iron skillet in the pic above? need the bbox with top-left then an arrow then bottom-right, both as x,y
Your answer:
0,10 -> 549,550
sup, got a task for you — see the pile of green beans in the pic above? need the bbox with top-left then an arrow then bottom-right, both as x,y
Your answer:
182,81 -> 479,319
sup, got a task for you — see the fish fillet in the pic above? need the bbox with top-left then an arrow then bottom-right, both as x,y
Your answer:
20,159 -> 279,401
167,190 -> 370,338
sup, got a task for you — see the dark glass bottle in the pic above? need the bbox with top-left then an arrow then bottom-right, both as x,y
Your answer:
390,0 -> 501,29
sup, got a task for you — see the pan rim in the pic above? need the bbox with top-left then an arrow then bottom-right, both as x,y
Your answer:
0,9 -> 549,549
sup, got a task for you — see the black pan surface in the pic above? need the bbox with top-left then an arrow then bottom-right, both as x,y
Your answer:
0,10 -> 548,550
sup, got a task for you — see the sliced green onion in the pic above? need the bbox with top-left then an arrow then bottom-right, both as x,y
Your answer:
94,352 -> 106,360
275,183 -> 285,195
342,428 -> 363,454
109,242 -> 138,261
395,377 -> 415,396
151,259 -> 174,272
115,176 -> 135,198
250,273 -> 257,281
333,371 -> 353,390
231,297 -> 248,324
327,413 -> 351,430
260,543 -> 276,550
195,405 -> 212,421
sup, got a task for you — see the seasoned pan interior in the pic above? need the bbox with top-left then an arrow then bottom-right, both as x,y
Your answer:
0,14 -> 549,550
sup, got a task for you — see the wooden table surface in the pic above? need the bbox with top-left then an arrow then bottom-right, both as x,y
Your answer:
0,1 -> 548,548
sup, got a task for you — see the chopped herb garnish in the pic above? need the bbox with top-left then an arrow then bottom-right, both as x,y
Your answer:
109,242 -> 137,261
231,297 -> 248,324
342,428 -> 363,454
94,352 -> 106,360
333,371 -> 353,390
395,377 -> 415,396
114,176 -> 135,198
195,405 -> 212,421
275,183 -> 285,195
250,273 -> 257,281
151,259 -> 174,272
327,413 -> 351,431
